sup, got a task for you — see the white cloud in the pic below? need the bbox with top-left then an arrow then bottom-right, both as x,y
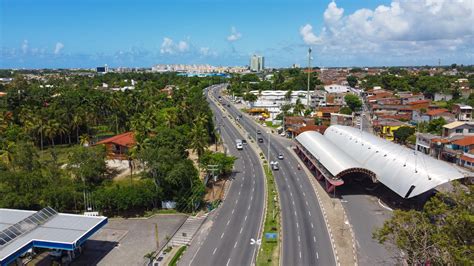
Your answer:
54,42 -> 64,54
160,37 -> 175,54
299,0 -> 474,63
160,37 -> 190,54
299,24 -> 322,45
21,40 -> 28,54
178,40 -> 189,52
227,27 -> 242,42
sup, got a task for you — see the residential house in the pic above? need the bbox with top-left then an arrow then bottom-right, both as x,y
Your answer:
452,104 -> 472,121
419,108 -> 455,123
372,118 -> 412,141
415,132 -> 439,155
434,92 -> 453,101
442,121 -> 474,138
330,113 -> 353,126
324,84 -> 350,94
315,106 -> 341,123
95,132 -> 136,160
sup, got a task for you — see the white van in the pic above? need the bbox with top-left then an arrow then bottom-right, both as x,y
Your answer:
235,139 -> 243,150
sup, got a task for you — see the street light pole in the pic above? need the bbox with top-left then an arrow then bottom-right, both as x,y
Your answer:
307,47 -> 312,109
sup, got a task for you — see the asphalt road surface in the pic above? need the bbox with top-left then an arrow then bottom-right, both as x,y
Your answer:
214,85 -> 336,266
186,85 -> 265,266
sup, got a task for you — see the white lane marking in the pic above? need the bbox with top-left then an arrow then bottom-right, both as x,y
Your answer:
308,211 -> 312,217
250,195 -> 253,201
213,247 -> 217,255
226,258 -> 231,266
311,223 -> 314,229
316,252 -> 319,259
296,222 -> 299,228
291,200 -> 295,206
303,192 -> 306,197
234,241 -> 238,248
244,215 -> 248,221
239,227 -> 243,234
232,209 -> 235,215
298,235 -> 301,242
238,191 -> 241,196
314,236 -> 317,243
227,220 -> 230,226
299,251 -> 302,258
248,205 -> 251,210
305,200 -> 309,206
221,232 -> 225,239
241,183 -> 243,188
294,210 -> 297,216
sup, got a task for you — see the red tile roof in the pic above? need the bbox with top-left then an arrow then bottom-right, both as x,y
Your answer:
425,108 -> 449,116
460,154 -> 474,163
452,136 -> 474,147
408,100 -> 430,105
96,132 -> 136,147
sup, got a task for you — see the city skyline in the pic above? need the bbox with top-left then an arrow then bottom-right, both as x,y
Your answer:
1,0 -> 473,69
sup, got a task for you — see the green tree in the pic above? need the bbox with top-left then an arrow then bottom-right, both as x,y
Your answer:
243,93 -> 258,103
66,146 -> 107,186
339,106 -> 352,115
346,75 -> 358,87
393,126 -> 415,144
427,117 -> 447,135
373,184 -> 473,265
344,94 -> 362,112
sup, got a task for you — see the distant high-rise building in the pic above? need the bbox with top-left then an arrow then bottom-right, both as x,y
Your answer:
250,55 -> 264,72
96,64 -> 108,74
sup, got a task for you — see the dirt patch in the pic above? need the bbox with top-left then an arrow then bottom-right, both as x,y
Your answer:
203,179 -> 227,202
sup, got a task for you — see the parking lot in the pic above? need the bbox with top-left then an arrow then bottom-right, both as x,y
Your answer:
72,214 -> 187,266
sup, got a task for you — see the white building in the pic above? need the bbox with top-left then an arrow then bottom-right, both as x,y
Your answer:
250,55 -> 264,72
247,90 -> 326,120
324,84 -> 351,94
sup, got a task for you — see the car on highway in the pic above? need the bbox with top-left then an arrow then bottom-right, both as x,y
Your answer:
242,139 -> 247,145
257,130 -> 261,134
227,103 -> 231,107
270,161 -> 279,170
236,139 -> 243,150
258,137 -> 264,143
278,153 -> 284,160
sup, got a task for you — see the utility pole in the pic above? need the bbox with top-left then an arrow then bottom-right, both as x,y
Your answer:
307,47 -> 312,109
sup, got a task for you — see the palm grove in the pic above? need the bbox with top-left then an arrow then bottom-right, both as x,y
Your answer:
0,71 -> 227,215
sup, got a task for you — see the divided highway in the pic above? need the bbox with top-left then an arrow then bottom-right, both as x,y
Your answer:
214,85 -> 336,266
185,85 -> 265,266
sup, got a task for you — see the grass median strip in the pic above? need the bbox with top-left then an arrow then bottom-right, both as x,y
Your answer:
169,245 -> 187,266
257,164 -> 280,266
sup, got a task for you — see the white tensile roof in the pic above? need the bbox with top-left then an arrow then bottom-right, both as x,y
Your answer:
296,125 -> 472,198
296,131 -> 363,177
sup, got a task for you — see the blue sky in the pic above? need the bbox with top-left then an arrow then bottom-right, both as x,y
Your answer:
1,0 -> 473,68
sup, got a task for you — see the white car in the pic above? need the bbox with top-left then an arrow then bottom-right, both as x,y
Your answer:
278,153 -> 284,160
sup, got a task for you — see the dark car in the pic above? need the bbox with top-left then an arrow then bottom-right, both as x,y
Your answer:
242,139 -> 247,145
258,137 -> 264,143
257,130 -> 261,134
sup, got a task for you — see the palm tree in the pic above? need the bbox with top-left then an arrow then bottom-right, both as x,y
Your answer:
293,98 -> 305,116
71,113 -> 82,144
164,108 -> 178,129
44,119 -> 60,147
190,119 -> 208,159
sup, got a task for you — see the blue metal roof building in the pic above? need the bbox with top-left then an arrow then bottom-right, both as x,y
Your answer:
0,207 -> 107,266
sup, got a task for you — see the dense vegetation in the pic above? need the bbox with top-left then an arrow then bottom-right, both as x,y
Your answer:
228,68 -> 322,96
373,184 -> 473,265
0,72 -> 226,215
